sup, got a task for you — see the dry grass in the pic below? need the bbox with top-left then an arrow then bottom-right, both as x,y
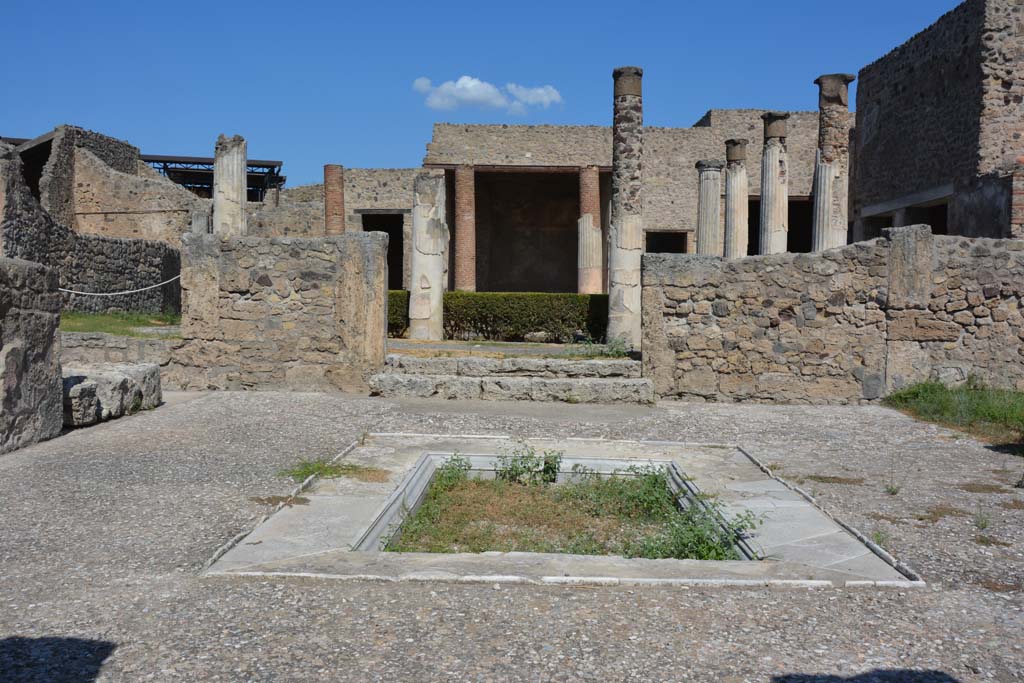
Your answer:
915,505 -> 969,524
249,495 -> 310,507
974,535 -> 1012,548
804,475 -> 866,485
959,482 -> 1011,494
1000,499 -> 1024,511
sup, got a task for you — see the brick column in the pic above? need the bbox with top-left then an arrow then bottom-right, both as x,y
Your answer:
758,113 -> 789,255
811,73 -> 855,251
453,165 -> 476,291
607,66 -> 644,350
324,164 -> 346,235
578,165 -> 603,294
212,134 -> 247,237
724,139 -> 749,259
695,160 -> 724,256
409,172 -> 448,340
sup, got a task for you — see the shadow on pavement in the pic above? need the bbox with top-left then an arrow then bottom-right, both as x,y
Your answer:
0,636 -> 116,683
774,671 -> 961,683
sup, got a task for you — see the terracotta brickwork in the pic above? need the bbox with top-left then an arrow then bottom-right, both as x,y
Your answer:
324,164 -> 345,235
453,165 -> 476,291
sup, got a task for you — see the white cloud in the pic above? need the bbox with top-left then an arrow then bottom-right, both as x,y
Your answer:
506,83 -> 562,108
412,75 -> 563,114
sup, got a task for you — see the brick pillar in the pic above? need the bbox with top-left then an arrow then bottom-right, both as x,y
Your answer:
758,113 -> 789,255
724,139 -> 749,259
324,164 -> 346,235
578,165 -> 603,294
453,165 -> 476,291
811,73 -> 855,251
607,66 -> 644,350
212,134 -> 247,237
695,160 -> 724,256
1011,160 -> 1024,239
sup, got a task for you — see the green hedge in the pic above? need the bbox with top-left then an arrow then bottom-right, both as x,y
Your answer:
388,290 -> 410,338
387,290 -> 609,343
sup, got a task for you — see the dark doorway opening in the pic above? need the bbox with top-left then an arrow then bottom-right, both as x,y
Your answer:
362,213 -> 405,290
18,139 -> 52,201
646,231 -> 688,253
475,171 -> 578,292
746,198 -> 814,254
906,203 -> 949,235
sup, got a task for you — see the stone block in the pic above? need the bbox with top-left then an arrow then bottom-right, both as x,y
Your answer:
62,379 -> 100,427
61,363 -> 162,422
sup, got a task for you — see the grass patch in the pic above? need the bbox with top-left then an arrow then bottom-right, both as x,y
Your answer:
959,482 -> 1011,494
884,380 -> 1024,456
385,454 -> 757,561
1000,499 -> 1024,511
974,535 -> 1011,548
914,505 -> 969,524
249,495 -> 309,507
60,311 -> 181,338
804,475 -> 865,485
280,460 -> 390,483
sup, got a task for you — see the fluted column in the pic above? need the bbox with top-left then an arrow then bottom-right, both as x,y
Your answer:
324,164 -> 346,235
758,113 -> 789,255
453,165 -> 476,291
578,165 -> 603,294
724,139 -> 749,259
607,66 -> 644,350
695,160 -> 724,256
811,73 -> 856,251
212,134 -> 247,236
409,172 -> 448,340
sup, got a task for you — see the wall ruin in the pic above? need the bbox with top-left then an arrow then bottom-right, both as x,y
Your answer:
174,233 -> 388,390
1,142 -> 180,313
642,226 -> 1024,403
0,257 -> 62,455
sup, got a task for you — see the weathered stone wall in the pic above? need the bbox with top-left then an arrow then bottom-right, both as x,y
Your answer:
642,226 -> 1024,403
174,233 -> 387,390
40,126 -> 140,227
854,0 -> 1023,237
0,257 -> 62,455
248,169 -> 418,237
424,111 -> 823,234
1,144 -> 180,313
72,148 -> 208,246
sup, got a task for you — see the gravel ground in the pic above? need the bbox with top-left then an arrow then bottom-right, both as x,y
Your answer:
0,392 -> 1021,682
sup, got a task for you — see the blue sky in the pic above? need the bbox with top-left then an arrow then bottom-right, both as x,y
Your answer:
3,0 -> 960,186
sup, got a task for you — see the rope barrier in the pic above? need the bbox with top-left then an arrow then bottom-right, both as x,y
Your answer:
58,275 -> 181,297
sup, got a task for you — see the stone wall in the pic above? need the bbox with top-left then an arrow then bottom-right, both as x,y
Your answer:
642,226 -> 1024,403
40,126 -> 140,227
854,0 -> 1023,237
72,148 -> 208,246
0,257 -> 62,455
1,144 -> 180,313
174,233 -> 387,390
424,111 -> 823,234
249,168 -> 418,236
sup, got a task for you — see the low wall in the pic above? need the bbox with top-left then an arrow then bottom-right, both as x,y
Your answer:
176,233 -> 388,390
1,144 -> 180,313
0,257 -> 62,454
642,226 -> 1024,403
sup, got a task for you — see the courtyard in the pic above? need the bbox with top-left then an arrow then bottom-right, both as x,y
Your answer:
1,392 -> 1020,681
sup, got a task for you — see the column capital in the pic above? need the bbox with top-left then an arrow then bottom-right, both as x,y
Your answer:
814,73 -> 856,108
695,159 -> 725,172
761,112 -> 791,139
725,139 -> 749,162
215,134 -> 245,153
612,66 -> 643,97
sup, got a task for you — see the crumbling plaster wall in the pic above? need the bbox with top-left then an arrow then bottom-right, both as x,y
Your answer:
0,256 -> 63,455
1,144 -> 180,313
642,226 -> 1024,403
72,148 -> 209,246
173,233 -> 388,390
424,111 -> 823,235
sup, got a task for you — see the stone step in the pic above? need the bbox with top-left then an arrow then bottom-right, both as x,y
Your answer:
382,354 -> 642,379
369,373 -> 655,404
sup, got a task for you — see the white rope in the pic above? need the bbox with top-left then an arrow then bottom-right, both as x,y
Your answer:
58,275 -> 181,297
